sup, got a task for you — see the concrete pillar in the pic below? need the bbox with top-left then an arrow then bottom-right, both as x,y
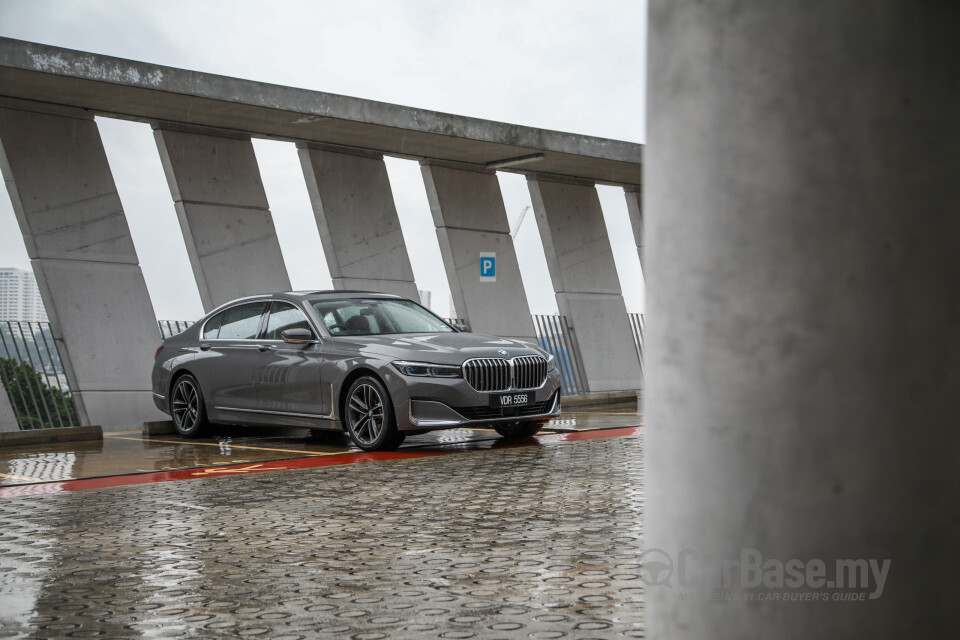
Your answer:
154,127 -> 291,311
0,385 -> 17,432
298,145 -> 419,301
647,2 -> 958,638
420,162 -> 535,341
624,186 -> 643,270
0,100 -> 162,430
527,176 -> 642,391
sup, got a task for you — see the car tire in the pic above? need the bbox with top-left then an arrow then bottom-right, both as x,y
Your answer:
343,376 -> 405,451
170,373 -> 209,437
494,420 -> 545,439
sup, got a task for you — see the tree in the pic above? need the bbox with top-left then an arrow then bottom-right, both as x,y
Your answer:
0,357 -> 80,429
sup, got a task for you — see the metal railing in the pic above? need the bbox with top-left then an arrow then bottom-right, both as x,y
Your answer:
532,314 -> 588,396
0,321 -> 81,430
159,319 -> 194,339
628,313 -> 645,380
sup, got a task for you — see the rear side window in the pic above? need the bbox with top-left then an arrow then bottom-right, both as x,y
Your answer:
214,302 -> 267,340
265,302 -> 313,340
202,313 -> 223,339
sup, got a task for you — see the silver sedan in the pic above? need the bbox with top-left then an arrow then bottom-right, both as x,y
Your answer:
152,291 -> 562,450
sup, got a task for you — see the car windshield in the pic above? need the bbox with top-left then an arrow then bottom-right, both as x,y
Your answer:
311,298 -> 454,336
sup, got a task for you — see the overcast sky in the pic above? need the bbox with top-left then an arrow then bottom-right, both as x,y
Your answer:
0,0 -> 646,320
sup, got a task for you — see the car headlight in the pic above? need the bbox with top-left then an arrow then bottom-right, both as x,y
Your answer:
391,361 -> 462,378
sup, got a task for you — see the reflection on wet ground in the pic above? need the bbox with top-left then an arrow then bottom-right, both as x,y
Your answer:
0,423 -> 645,638
0,404 -> 641,487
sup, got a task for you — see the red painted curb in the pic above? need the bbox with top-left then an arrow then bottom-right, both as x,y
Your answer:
0,426 -> 641,498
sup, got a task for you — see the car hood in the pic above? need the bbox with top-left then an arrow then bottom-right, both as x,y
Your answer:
330,332 -> 544,364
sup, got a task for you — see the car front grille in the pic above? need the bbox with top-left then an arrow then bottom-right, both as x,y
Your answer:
462,356 -> 548,392
512,355 -> 548,390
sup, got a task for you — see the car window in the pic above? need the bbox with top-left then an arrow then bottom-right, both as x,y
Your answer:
202,312 -> 223,339
311,299 -> 452,335
265,302 -> 313,340
216,302 -> 267,340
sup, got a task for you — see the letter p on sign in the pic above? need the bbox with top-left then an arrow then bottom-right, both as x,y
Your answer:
480,252 -> 496,282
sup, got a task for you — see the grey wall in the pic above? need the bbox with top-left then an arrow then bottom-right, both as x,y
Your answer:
154,127 -> 291,312
421,162 -> 535,340
0,100 -> 163,430
646,1 -> 959,638
528,176 -> 641,391
298,145 -> 420,301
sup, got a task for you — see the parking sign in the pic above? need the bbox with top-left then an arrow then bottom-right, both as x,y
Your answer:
480,252 -> 496,282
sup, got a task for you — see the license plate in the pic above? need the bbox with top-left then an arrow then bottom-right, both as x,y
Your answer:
495,393 -> 531,407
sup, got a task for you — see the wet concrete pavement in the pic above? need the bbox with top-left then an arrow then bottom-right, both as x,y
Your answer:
0,405 -> 644,639
0,405 -> 640,488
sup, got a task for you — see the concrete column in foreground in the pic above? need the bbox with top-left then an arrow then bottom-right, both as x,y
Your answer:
0,385 -> 17,432
0,101 -> 162,430
528,176 -> 641,391
624,186 -> 643,270
154,127 -> 291,311
647,1 -> 958,638
420,162 -> 535,341
298,145 -> 419,301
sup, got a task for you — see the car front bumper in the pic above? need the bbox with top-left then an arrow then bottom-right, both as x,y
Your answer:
382,367 -> 563,431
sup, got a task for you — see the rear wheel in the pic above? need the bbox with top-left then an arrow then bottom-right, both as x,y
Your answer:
344,376 -> 405,451
494,420 -> 545,439
170,374 -> 209,437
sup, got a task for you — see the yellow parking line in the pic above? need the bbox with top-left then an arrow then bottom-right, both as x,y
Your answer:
105,436 -> 343,457
103,429 -> 142,435
0,472 -> 50,483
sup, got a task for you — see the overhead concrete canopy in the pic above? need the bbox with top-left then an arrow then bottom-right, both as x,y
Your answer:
0,38 -> 642,186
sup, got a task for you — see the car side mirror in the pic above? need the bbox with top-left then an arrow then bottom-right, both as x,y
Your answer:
281,328 -> 318,344
453,321 -> 470,333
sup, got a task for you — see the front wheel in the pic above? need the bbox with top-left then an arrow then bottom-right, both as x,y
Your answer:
344,376 -> 405,451
170,374 -> 209,437
494,420 -> 545,439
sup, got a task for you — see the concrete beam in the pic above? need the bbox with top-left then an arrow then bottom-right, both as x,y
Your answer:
298,145 -> 419,301
154,127 -> 291,311
0,101 -> 163,430
528,175 -> 642,392
624,186 -> 643,270
420,162 -> 535,341
0,38 -> 643,187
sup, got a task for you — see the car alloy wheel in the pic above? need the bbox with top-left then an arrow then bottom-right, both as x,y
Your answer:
348,383 -> 384,446
344,376 -> 405,451
170,374 -> 207,437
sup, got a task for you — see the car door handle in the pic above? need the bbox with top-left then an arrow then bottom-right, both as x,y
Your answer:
258,344 -> 274,352
200,343 -> 211,351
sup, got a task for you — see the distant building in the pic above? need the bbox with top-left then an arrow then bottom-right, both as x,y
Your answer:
0,267 -> 48,322
448,298 -> 458,320
418,289 -> 432,312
